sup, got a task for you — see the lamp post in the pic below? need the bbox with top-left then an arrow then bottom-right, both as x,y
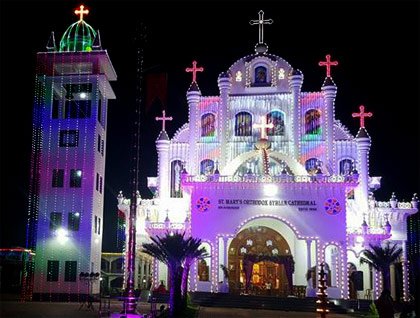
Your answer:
79,272 -> 100,311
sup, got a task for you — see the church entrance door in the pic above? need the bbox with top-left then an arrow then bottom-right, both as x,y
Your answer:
228,226 -> 292,297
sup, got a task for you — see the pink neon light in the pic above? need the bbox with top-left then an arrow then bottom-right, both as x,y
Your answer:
155,109 -> 173,131
318,54 -> 338,77
75,5 -> 89,21
185,60 -> 204,83
352,105 -> 373,128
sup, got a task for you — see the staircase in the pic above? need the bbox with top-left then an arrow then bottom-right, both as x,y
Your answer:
190,292 -> 354,314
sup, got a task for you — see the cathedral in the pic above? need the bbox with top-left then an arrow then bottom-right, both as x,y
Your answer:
117,10 -> 418,301
27,6 -> 417,302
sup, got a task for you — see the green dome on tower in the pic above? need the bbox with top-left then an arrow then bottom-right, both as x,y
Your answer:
59,5 -> 97,52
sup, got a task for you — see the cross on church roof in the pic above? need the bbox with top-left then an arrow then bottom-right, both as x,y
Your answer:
352,105 -> 373,128
318,54 -> 338,78
249,10 -> 273,44
185,60 -> 204,83
253,117 -> 274,139
75,5 -> 89,22
155,110 -> 173,131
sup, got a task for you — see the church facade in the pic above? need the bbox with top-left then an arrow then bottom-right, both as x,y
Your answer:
117,11 -> 418,300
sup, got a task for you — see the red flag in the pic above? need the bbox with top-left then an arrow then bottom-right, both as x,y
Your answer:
145,72 -> 168,113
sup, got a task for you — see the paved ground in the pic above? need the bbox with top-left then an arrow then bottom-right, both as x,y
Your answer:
0,300 -> 357,318
198,307 -> 356,317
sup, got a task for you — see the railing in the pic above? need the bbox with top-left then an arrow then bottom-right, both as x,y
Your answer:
374,201 -> 416,209
183,174 -> 357,184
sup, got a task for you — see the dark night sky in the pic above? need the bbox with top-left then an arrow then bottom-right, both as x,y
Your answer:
1,1 -> 419,252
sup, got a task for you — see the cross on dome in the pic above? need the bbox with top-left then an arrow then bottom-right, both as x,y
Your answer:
318,54 -> 338,78
185,60 -> 204,83
75,5 -> 89,22
253,117 -> 274,139
249,10 -> 273,44
352,105 -> 373,128
155,110 -> 173,131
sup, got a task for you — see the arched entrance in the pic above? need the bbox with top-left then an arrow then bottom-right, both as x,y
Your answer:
228,226 -> 293,296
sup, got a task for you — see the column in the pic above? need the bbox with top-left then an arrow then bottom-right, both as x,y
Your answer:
217,73 -> 231,168
390,264 -> 396,299
156,136 -> 170,199
306,240 -> 312,270
187,85 -> 201,174
223,237 -> 229,283
288,70 -> 303,158
341,245 -> 349,299
139,258 -> 144,289
321,79 -> 337,165
402,241 -> 409,301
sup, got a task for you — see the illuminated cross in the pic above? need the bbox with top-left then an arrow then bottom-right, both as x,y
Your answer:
75,5 -> 89,21
253,117 -> 274,139
249,10 -> 273,44
352,105 -> 373,128
185,61 -> 204,83
155,110 -> 173,131
318,54 -> 338,78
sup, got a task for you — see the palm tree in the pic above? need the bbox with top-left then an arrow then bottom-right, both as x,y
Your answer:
142,231 -> 206,317
360,241 -> 402,291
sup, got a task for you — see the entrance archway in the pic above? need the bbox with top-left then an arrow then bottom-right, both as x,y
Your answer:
228,226 -> 293,296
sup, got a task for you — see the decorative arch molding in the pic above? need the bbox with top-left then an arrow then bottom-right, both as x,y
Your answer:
221,150 -> 308,176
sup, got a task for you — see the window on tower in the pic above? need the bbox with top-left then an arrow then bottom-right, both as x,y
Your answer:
52,169 -> 64,187
47,260 -> 59,282
339,159 -> 354,176
68,212 -> 80,231
70,169 -> 82,188
59,130 -> 79,147
266,110 -> 285,136
170,160 -> 183,198
64,261 -> 77,282
304,109 -> 322,135
49,212 -> 62,230
52,95 -> 60,119
97,134 -> 101,153
235,112 -> 252,136
201,113 -> 216,137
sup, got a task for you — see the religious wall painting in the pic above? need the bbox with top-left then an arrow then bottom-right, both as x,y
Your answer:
198,242 -> 211,281
339,159 -> 353,176
235,112 -> 252,136
201,113 -> 216,137
200,159 -> 215,175
305,158 -> 321,175
304,109 -> 321,135
266,110 -> 285,136
170,160 -> 183,198
254,66 -> 268,85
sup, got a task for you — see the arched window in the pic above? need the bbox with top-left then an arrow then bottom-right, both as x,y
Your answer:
235,112 -> 252,136
201,113 -> 216,137
267,110 -> 285,136
305,109 -> 321,135
339,159 -> 353,176
305,158 -> 320,175
200,159 -> 214,175
170,160 -> 183,198
254,66 -> 268,84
